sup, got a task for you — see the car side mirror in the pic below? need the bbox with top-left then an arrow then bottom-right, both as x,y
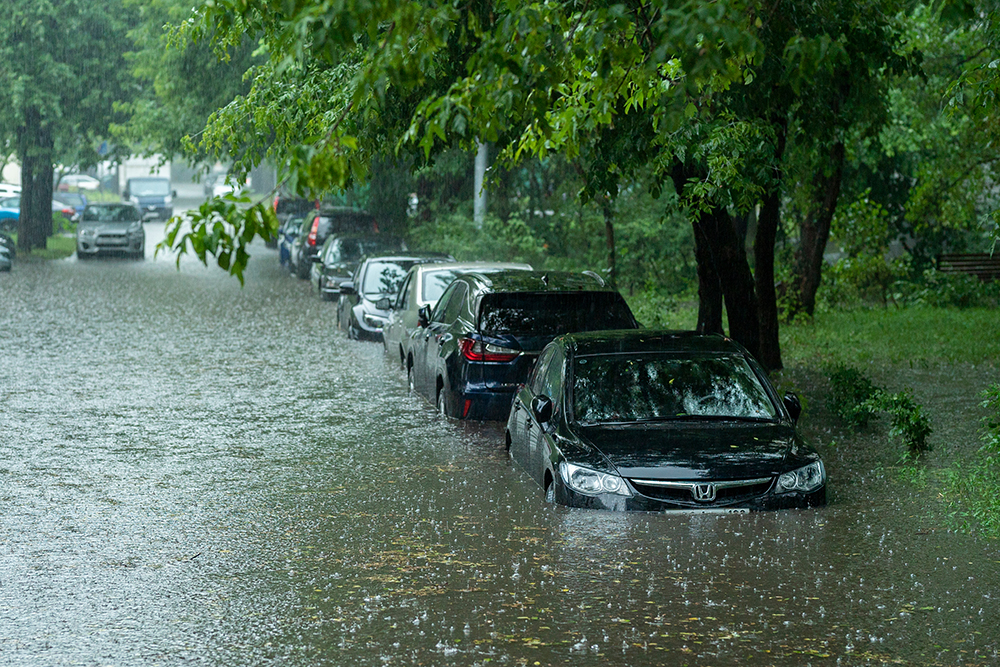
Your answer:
339,282 -> 356,296
172,190 -> 178,198
783,392 -> 802,423
531,395 -> 554,425
375,297 -> 392,311
417,305 -> 430,328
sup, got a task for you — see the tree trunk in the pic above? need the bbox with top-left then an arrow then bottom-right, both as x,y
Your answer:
754,122 -> 787,371
602,198 -> 616,286
700,206 -> 761,360
16,106 -> 55,252
790,141 -> 846,318
756,188 -> 782,370
692,220 -> 723,334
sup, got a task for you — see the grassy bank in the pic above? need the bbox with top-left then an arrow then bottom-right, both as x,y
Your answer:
6,232 -> 76,260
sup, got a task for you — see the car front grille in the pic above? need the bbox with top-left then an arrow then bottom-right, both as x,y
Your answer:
96,234 -> 128,247
629,476 -> 773,505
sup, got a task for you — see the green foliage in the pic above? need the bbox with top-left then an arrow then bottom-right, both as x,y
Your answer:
407,212 -> 546,267
943,384 -> 1000,538
158,195 -> 277,285
826,363 -> 881,429
863,388 -> 934,460
899,269 -> 1000,308
825,363 -> 932,460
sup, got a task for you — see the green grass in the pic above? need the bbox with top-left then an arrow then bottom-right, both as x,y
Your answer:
781,307 -> 1000,367
6,231 -> 77,260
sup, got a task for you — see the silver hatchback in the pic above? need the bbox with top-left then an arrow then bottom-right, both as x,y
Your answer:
77,204 -> 145,259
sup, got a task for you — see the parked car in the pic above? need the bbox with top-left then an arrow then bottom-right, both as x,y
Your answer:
58,174 -> 101,191
53,192 -> 88,220
271,193 -> 314,250
311,234 -> 405,300
291,207 -> 378,279
505,329 -> 826,511
0,232 -> 15,258
278,216 -> 305,268
123,177 -> 175,221
0,183 -> 21,198
407,270 -> 640,421
76,203 -> 145,259
337,254 -> 453,340
0,244 -> 11,272
382,261 -> 533,370
0,195 -> 76,229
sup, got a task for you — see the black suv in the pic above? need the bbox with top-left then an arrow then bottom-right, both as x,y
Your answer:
407,270 -> 640,421
291,207 -> 378,279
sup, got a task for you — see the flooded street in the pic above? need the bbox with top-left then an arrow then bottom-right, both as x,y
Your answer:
1,236 -> 998,666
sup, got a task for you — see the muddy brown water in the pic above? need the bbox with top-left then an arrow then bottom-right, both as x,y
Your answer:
1,234 -> 998,666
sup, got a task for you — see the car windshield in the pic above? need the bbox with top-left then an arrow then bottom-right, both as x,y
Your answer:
422,269 -> 462,304
55,194 -> 85,207
129,179 -> 170,196
362,260 -> 414,296
478,292 -> 635,336
82,206 -> 141,222
1,196 -> 20,208
573,353 -> 778,424
337,239 -> 392,263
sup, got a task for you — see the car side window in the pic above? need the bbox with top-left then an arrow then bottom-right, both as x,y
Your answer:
432,282 -> 467,324
431,282 -> 460,323
442,282 -> 468,323
542,347 -> 565,402
529,347 -> 555,395
396,272 -> 413,309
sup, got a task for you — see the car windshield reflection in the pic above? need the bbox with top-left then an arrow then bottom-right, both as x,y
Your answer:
573,353 -> 779,425
82,205 -> 141,223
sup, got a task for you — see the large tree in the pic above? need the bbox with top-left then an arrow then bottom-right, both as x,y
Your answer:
161,0 -> 919,368
0,0 -> 137,251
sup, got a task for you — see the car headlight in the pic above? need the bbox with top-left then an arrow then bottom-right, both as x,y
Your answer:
776,461 -> 826,493
78,227 -> 96,238
560,462 -> 632,497
127,223 -> 142,235
363,313 -> 386,329
164,194 -> 172,205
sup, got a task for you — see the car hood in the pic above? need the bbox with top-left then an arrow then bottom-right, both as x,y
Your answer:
79,222 -> 139,233
574,422 -> 796,480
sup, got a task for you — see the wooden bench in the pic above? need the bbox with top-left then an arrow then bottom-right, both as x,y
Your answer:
936,253 -> 1000,281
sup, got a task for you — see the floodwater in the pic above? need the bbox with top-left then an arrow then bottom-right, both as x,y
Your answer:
1,229 -> 998,666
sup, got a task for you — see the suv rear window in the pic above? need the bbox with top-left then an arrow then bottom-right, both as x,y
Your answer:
478,292 -> 636,336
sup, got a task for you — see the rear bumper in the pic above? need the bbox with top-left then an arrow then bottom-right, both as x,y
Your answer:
456,385 -> 516,421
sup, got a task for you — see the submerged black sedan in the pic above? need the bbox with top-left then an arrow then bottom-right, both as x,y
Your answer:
505,330 -> 826,512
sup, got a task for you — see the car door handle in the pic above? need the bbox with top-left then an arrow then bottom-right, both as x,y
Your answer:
525,420 -> 533,429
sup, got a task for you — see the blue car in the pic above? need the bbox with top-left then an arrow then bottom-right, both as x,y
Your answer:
407,270 -> 640,421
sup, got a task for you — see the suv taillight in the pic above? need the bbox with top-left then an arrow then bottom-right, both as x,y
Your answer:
460,337 -> 519,362
307,218 -> 319,246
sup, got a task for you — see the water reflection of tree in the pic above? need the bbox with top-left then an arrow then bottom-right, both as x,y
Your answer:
574,356 -> 776,423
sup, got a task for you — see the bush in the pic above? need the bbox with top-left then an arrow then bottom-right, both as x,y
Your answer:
944,384 -> 1000,537
825,363 -> 933,460
826,363 -> 880,428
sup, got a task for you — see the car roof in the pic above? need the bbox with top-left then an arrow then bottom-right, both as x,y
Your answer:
460,269 -> 611,294
414,261 -> 532,275
361,253 -> 452,264
559,329 -> 748,357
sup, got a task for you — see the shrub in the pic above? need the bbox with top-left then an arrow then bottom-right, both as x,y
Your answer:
944,384 -> 1000,537
826,363 -> 880,428
825,363 -> 933,460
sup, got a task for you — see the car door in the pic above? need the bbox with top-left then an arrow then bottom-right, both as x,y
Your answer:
385,269 -> 414,359
424,282 -> 466,400
413,280 -> 460,398
526,345 -> 565,486
511,346 -> 554,471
